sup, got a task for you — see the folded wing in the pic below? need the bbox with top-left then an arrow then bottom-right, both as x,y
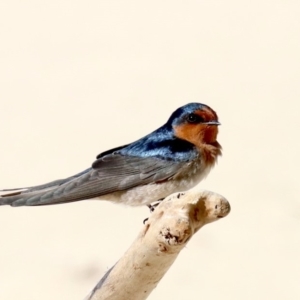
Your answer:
0,154 -> 185,207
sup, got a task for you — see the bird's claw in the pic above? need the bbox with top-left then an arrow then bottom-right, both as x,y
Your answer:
144,199 -> 164,224
147,198 -> 164,213
147,204 -> 155,213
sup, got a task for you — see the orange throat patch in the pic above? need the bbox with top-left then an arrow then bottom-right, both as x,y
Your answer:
174,123 -> 222,166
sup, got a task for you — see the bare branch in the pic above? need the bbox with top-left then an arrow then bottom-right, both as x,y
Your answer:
86,189 -> 230,300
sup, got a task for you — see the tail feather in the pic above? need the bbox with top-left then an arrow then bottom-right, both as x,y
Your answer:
0,168 -> 91,207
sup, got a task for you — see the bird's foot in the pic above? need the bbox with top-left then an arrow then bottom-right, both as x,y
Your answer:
147,198 -> 164,213
144,199 -> 164,224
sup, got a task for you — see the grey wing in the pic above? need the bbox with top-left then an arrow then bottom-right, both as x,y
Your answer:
0,154 -> 185,207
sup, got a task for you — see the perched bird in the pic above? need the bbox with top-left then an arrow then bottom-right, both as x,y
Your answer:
0,103 -> 221,207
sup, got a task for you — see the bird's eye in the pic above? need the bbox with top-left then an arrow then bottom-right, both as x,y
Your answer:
187,113 -> 203,123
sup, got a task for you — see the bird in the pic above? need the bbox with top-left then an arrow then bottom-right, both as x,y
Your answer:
0,103 -> 221,207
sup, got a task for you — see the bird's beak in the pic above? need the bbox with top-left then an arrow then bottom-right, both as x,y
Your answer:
205,120 -> 221,126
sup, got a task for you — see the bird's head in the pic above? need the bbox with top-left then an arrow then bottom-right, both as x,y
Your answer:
167,103 -> 220,147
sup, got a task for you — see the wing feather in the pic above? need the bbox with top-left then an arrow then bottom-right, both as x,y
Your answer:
0,154 -> 185,206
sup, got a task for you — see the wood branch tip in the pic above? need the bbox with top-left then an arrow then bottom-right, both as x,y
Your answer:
146,189 -> 230,230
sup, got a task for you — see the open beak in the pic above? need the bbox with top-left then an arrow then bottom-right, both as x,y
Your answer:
205,120 -> 221,126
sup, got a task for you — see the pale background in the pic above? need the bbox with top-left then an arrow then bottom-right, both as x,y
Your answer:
0,1 -> 299,299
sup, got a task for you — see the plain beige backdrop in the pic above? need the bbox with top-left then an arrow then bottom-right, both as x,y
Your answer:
0,1 -> 299,299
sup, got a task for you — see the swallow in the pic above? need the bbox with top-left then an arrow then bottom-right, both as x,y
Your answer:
0,103 -> 221,207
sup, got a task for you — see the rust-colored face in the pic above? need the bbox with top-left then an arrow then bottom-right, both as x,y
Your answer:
173,107 -> 220,148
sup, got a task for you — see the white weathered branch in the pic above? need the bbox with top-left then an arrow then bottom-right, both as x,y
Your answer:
86,189 -> 230,300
